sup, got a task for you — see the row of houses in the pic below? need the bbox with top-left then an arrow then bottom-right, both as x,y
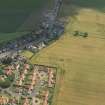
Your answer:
26,42 -> 46,52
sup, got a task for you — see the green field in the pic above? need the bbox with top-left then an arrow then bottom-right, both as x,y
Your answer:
0,0 -> 53,32
27,1 -> 105,105
0,0 -> 53,43
0,32 -> 29,43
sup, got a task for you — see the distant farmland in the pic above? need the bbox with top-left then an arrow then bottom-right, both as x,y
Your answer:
0,0 -> 53,43
0,0 -> 54,33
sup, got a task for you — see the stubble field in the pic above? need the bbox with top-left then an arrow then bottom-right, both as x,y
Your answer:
30,1 -> 105,105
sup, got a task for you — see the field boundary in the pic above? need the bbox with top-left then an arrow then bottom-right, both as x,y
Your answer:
51,65 -> 65,105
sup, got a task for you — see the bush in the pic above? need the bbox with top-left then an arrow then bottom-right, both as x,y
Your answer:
0,74 -> 14,88
0,68 -> 4,75
7,74 -> 15,81
1,57 -> 12,65
83,32 -> 88,38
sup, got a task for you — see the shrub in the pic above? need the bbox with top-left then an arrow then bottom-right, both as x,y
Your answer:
1,57 -> 12,65
83,32 -> 88,38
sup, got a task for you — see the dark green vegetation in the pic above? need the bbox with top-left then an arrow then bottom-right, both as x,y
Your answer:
1,57 -> 13,65
0,0 -> 53,44
0,0 -> 48,9
60,0 -> 105,18
0,0 -> 53,33
0,32 -> 28,43
0,68 -> 15,88
73,31 -> 88,37
66,0 -> 105,11
0,76 -> 13,88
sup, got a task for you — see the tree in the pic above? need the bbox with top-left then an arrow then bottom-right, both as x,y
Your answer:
0,79 -> 11,88
83,32 -> 88,38
0,69 -> 4,75
73,31 -> 79,36
1,57 -> 12,65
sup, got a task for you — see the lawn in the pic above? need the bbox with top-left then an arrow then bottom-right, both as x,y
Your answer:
29,1 -> 105,105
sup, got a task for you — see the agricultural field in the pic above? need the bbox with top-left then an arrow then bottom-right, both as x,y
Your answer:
0,0 -> 54,43
29,1 -> 105,105
0,32 -> 28,44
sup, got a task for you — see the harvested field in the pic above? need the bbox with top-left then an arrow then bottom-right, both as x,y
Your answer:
30,1 -> 105,105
